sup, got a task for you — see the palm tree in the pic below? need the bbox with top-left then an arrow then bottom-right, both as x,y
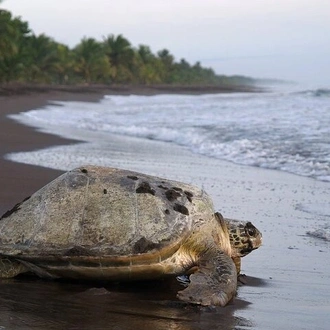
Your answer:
73,37 -> 111,83
52,43 -> 75,84
157,49 -> 174,67
23,34 -> 60,82
137,44 -> 155,64
0,10 -> 14,59
0,4 -> 240,86
0,9 -> 31,82
157,49 -> 175,83
103,34 -> 134,83
134,45 -> 162,84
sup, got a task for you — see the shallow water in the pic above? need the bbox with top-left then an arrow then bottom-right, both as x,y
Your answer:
6,92 -> 330,242
7,87 -> 330,182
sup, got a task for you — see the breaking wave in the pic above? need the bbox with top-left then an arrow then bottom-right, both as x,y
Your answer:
7,87 -> 330,182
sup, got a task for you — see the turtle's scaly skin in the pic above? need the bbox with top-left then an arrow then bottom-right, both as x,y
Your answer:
0,166 -> 262,306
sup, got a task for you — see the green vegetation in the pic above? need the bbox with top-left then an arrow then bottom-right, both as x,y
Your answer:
0,7 -> 256,86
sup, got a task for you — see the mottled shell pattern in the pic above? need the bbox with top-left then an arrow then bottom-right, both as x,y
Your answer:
0,166 -> 215,261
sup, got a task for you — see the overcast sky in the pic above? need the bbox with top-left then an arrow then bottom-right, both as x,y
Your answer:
2,0 -> 330,86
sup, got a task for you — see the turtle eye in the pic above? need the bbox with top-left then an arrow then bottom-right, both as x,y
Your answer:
248,228 -> 256,236
245,223 -> 256,236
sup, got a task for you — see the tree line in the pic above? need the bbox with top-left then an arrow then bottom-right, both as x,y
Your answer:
0,6 -> 256,86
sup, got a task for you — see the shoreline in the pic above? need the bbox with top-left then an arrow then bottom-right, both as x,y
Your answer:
0,90 -> 105,214
0,82 -> 263,214
1,88 -> 330,329
0,82 -> 264,97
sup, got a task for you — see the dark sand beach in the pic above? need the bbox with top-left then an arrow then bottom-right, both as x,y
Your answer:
0,90 -> 104,216
0,87 -> 330,329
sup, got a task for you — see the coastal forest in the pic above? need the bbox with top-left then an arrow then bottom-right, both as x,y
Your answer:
0,6 -> 255,86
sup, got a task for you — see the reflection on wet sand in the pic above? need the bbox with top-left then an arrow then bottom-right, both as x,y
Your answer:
0,276 -> 253,329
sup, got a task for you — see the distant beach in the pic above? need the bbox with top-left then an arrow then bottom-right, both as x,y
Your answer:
0,85 -> 330,330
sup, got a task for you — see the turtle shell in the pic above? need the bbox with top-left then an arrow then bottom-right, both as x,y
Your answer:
0,166 -> 215,265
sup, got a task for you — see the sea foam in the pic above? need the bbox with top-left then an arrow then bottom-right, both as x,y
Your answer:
7,89 -> 330,182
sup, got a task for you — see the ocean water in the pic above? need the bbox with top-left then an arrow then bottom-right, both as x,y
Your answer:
7,87 -> 330,182
6,86 -> 330,241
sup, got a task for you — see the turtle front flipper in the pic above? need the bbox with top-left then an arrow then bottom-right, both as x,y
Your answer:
177,249 -> 237,306
0,257 -> 28,278
232,256 -> 241,274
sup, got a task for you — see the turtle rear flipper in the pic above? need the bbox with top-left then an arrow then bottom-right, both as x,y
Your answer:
0,257 -> 28,278
177,250 -> 237,306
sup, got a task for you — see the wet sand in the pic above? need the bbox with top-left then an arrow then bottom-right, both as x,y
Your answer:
0,90 -> 330,329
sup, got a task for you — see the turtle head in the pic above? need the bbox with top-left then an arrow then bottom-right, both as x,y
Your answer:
223,216 -> 262,257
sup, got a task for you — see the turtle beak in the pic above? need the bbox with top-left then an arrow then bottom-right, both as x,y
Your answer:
254,234 -> 262,248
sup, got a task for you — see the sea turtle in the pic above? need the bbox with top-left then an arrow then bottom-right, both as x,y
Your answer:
0,165 -> 262,306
